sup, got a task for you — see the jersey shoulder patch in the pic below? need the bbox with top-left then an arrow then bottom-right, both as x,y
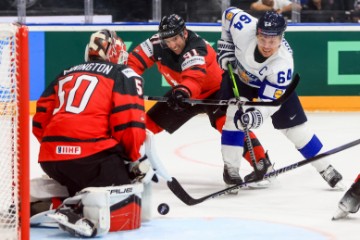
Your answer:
122,67 -> 142,79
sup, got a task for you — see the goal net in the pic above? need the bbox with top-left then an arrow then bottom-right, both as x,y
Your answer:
0,23 -> 29,240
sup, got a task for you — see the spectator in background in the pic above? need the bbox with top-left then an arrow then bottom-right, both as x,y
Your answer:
302,0 -> 334,10
352,0 -> 360,22
355,0 -> 360,9
250,0 -> 302,14
332,0 -> 355,10
301,0 -> 335,22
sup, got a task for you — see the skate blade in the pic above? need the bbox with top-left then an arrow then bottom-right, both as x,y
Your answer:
332,208 -> 349,220
333,181 -> 347,191
225,184 -> 240,194
247,180 -> 272,189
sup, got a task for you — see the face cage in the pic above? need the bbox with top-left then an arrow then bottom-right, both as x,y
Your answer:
118,50 -> 129,65
107,36 -> 129,65
159,30 -> 185,49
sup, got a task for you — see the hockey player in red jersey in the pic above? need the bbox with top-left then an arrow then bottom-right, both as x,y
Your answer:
333,173 -> 360,220
32,29 -> 153,237
128,14 -> 268,188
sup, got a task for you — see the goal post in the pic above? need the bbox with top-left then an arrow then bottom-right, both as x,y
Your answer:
0,23 -> 30,240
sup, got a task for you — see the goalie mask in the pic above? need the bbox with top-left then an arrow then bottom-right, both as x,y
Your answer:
256,11 -> 287,37
85,29 -> 128,65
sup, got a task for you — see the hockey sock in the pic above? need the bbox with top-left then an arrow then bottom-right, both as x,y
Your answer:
51,197 -> 63,209
242,131 -> 266,166
215,115 -> 226,133
355,174 -> 360,183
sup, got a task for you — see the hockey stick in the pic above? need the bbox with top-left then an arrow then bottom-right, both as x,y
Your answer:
167,138 -> 360,206
144,73 -> 300,107
227,63 -> 260,177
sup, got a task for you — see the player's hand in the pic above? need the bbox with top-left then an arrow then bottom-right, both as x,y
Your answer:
234,108 -> 263,130
217,39 -> 236,70
167,86 -> 191,112
129,157 -> 155,184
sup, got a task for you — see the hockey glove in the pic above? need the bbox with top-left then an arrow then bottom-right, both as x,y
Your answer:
167,85 -> 191,112
217,39 -> 236,70
129,156 -> 156,184
234,108 -> 263,130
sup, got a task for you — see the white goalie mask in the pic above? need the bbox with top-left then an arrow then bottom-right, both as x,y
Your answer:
84,29 -> 128,65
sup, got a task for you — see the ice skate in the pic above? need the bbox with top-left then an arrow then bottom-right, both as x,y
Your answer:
47,208 -> 97,237
244,153 -> 274,188
320,165 -> 346,190
31,200 -> 52,217
332,181 -> 360,220
223,164 -> 243,194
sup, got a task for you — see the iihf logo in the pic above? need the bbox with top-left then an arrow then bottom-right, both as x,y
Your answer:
56,146 -> 81,155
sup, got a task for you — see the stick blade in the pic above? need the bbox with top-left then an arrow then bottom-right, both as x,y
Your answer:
167,178 -> 199,206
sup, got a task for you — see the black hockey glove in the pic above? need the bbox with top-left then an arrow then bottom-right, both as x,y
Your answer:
234,107 -> 263,130
167,85 -> 191,112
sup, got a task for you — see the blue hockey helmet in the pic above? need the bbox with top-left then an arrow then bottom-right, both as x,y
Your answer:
256,11 -> 287,36
158,14 -> 186,39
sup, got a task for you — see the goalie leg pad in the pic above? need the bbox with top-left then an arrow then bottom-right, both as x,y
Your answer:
30,176 -> 69,202
53,183 -> 144,237
84,184 -> 144,233
81,190 -> 111,236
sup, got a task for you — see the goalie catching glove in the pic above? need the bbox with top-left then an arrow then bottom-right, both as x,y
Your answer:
217,39 -> 236,70
234,107 -> 263,130
167,85 -> 191,112
129,156 -> 155,184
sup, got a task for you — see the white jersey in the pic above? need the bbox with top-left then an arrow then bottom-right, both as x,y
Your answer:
220,7 -> 294,102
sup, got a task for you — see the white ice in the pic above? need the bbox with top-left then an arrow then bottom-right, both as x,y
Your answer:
30,112 -> 360,239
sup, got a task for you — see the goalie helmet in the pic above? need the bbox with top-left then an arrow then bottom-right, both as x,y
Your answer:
85,29 -> 128,65
256,11 -> 287,37
158,14 -> 185,40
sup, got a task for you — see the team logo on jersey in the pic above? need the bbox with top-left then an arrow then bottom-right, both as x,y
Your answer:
274,89 -> 284,99
56,146 -> 81,155
226,12 -> 234,20
237,69 -> 250,83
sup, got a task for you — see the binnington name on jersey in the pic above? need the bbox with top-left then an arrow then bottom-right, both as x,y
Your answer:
64,63 -> 114,75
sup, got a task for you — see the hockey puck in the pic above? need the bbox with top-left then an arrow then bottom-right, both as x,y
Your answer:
157,203 -> 170,215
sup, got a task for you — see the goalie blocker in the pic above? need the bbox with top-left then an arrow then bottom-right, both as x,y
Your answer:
47,184 -> 144,237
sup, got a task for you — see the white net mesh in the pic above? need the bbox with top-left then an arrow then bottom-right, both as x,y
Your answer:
0,24 -> 20,240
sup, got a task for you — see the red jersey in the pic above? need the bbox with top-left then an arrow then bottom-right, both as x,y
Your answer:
33,61 -> 146,162
128,30 -> 223,99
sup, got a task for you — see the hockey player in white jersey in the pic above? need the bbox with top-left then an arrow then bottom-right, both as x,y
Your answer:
217,8 -> 345,189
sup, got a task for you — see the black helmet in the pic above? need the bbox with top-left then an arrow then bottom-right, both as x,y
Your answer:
158,14 -> 185,39
256,11 -> 287,36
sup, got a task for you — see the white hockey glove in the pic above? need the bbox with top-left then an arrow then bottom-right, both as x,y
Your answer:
234,108 -> 263,130
217,39 -> 236,70
129,156 -> 155,184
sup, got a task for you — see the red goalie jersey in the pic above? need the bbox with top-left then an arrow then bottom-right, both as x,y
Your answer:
32,61 -> 146,162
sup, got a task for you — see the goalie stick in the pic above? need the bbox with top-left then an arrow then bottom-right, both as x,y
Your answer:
167,138 -> 360,206
145,73 -> 300,107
